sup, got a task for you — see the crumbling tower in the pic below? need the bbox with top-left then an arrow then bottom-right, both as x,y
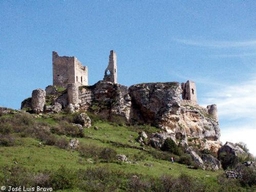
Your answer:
181,80 -> 197,103
52,51 -> 88,88
103,50 -> 117,84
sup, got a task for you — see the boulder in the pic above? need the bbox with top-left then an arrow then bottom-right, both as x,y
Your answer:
186,147 -> 205,169
31,89 -> 46,113
45,85 -> 57,95
150,132 -> 170,148
69,138 -> 79,149
116,154 -> 128,162
201,154 -> 222,171
75,113 -> 91,128
218,142 -> 248,169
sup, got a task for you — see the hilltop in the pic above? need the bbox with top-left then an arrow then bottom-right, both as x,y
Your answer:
0,50 -> 255,191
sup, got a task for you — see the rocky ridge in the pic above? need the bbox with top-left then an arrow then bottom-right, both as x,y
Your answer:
21,81 -> 221,155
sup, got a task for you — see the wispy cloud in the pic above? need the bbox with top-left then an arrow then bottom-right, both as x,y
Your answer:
201,75 -> 256,155
202,77 -> 256,120
174,39 -> 256,48
221,125 -> 256,156
210,52 -> 256,58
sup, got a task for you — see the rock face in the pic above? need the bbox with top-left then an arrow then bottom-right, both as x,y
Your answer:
21,81 -> 221,153
75,113 -> 91,128
129,82 -> 181,125
31,89 -> 46,113
128,82 -> 221,153
79,81 -> 131,121
218,142 -> 248,169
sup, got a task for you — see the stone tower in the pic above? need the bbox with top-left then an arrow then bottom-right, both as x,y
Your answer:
181,80 -> 197,103
52,51 -> 88,87
103,50 -> 117,84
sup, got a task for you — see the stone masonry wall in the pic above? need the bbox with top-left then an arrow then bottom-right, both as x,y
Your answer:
52,51 -> 88,88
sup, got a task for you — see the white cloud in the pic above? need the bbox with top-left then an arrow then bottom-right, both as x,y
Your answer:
201,75 -> 256,156
174,38 -> 256,48
221,126 -> 256,157
203,77 -> 256,120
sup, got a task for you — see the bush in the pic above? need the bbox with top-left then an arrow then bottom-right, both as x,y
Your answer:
0,134 -> 15,146
99,148 -> 117,162
161,138 -> 182,156
218,151 -> 239,170
55,137 -> 69,149
238,166 -> 256,187
50,166 -> 78,190
51,122 -> 84,137
1,165 -> 33,186
77,167 -> 125,191
78,144 -> 103,160
178,154 -> 193,166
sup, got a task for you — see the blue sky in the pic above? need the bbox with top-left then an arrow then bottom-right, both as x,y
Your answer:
1,1 -> 256,155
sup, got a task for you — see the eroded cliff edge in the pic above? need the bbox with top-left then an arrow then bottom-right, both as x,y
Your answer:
21,81 -> 221,153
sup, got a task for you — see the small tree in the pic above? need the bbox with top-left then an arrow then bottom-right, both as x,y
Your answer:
161,138 -> 182,156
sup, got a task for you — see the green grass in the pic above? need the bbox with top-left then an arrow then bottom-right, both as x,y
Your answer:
0,112 -> 245,191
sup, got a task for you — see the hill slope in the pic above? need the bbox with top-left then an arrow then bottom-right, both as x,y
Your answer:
0,110 -> 253,191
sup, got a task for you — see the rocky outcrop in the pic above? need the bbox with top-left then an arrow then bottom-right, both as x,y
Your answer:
21,81 -> 221,154
129,82 -> 181,125
31,89 -> 46,113
79,81 -> 131,120
218,142 -> 248,169
128,82 -> 221,153
201,154 -> 222,171
75,113 -> 91,128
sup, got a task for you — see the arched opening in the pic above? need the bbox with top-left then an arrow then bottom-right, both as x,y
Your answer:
81,76 -> 83,83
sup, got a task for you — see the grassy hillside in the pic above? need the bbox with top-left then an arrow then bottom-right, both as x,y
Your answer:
0,111 -> 253,191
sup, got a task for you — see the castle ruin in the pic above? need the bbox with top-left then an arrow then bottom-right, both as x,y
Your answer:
181,80 -> 197,103
103,50 -> 117,84
52,51 -> 88,88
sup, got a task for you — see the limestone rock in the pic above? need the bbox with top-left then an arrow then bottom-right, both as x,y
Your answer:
218,142 -> 246,156
116,154 -> 128,162
31,89 -> 46,113
150,132 -> 171,148
201,154 -> 222,171
69,138 -> 79,149
21,98 -> 32,110
45,85 -> 57,95
186,147 -> 205,169
75,113 -> 91,128
129,82 -> 181,125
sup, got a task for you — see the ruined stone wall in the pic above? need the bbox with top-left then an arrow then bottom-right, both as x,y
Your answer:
182,80 -> 197,103
103,50 -> 117,83
74,58 -> 88,85
52,51 -> 88,88
79,86 -> 94,110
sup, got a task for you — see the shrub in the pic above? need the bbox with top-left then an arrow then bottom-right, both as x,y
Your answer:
51,122 -> 84,137
50,166 -> 78,190
238,166 -> 256,187
218,151 -> 239,170
1,165 -> 33,186
55,137 -> 69,149
99,148 -> 117,162
128,175 -> 151,192
78,144 -> 103,159
78,167 -> 125,191
161,138 -> 182,156
0,134 -> 15,146
0,123 -> 13,134
178,154 -> 193,166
